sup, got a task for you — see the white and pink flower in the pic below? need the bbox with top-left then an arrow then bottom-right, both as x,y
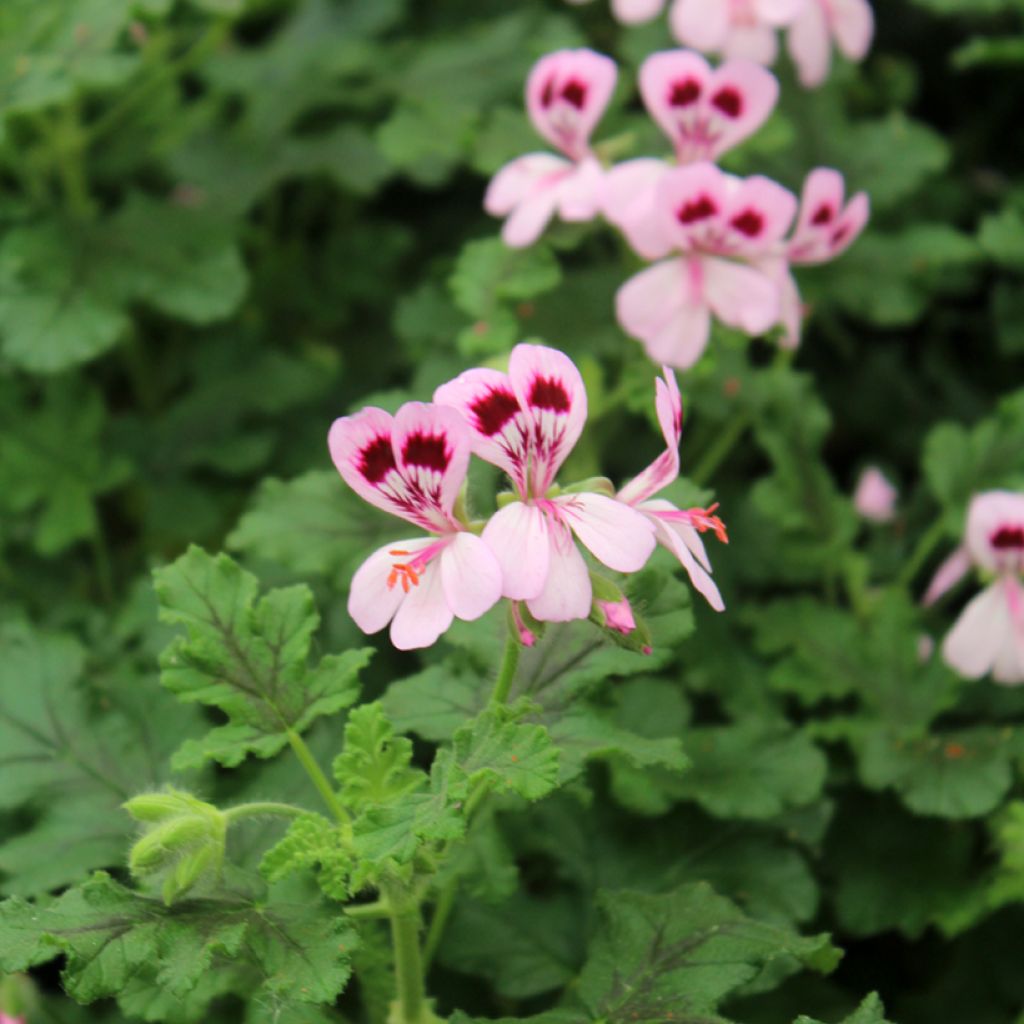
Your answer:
615,161 -> 797,368
758,166 -> 869,348
328,403 -> 503,650
671,0 -> 807,66
787,0 -> 874,88
618,367 -> 727,609
485,49 -> 617,248
603,50 -> 779,259
924,490 -> 1024,686
435,343 -> 656,622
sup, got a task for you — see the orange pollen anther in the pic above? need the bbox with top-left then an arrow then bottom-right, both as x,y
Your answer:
387,549 -> 422,593
688,503 -> 729,544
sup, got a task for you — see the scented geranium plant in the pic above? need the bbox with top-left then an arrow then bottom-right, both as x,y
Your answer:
5,1 -> 1024,1024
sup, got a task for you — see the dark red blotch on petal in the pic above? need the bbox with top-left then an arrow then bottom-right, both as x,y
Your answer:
471,387 -> 521,437
402,432 -> 450,473
711,87 -> 742,118
359,435 -> 397,484
677,195 -> 717,224
812,204 -> 834,225
731,209 -> 764,237
561,79 -> 587,109
669,78 -> 702,107
992,525 -> 1024,550
529,375 -> 571,412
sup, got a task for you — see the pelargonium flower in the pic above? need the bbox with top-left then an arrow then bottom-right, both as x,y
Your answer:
485,48 -> 617,248
761,167 -> 869,347
670,0 -> 808,65
328,402 -> 502,650
603,50 -> 778,258
617,367 -> 726,610
615,161 -> 797,368
853,465 -> 897,523
787,0 -> 874,88
435,343 -> 656,622
924,490 -> 1024,685
565,0 -> 666,25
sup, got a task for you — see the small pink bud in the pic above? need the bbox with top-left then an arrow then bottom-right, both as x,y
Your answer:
642,644 -> 653,655
854,466 -> 897,523
597,598 -> 636,635
511,602 -> 537,647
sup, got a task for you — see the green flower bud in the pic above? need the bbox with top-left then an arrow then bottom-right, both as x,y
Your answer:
124,787 -> 226,905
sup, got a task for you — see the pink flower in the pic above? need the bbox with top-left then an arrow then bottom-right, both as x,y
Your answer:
566,0 -> 667,23
485,49 -> 617,248
787,0 -> 874,88
603,51 -> 778,258
854,466 -> 897,523
615,161 -> 796,368
328,403 -> 502,650
924,491 -> 1024,685
617,367 -> 727,610
435,344 -> 656,622
671,0 -> 808,65
763,167 -> 869,348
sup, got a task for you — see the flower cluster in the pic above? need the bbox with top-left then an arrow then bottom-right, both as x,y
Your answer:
925,491 -> 1024,686
487,48 -> 868,370
329,344 -> 726,650
565,0 -> 874,88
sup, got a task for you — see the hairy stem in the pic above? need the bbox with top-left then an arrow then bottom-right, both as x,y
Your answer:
382,879 -> 430,1024
223,801 -> 306,823
422,881 -> 456,969
489,628 -> 520,706
285,728 -> 350,826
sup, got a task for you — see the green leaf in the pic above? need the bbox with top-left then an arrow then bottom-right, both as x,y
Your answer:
856,727 -> 1015,818
260,813 -> 352,900
577,884 -> 840,1022
452,708 -> 561,801
0,620 -> 203,897
153,546 -> 371,769
228,470 -> 400,580
0,871 -> 356,1014
979,206 -> 1024,269
668,723 -> 827,820
333,702 -> 422,813
0,378 -> 131,554
449,237 -> 562,319
795,993 -> 895,1024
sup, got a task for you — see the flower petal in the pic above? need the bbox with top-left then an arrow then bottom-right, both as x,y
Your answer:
612,0 -> 665,23
720,174 -> 798,256
484,153 -> 571,215
942,582 -> 1012,681
556,156 -> 606,221
787,0 -> 832,88
347,538 -> 432,636
965,490 -> 1024,574
602,158 -> 675,260
667,0 -> 729,52
558,492 -> 656,572
993,576 -> 1024,685
482,501 -> 550,599
832,0 -> 875,61
923,545 -> 972,607
618,368 -> 682,506
440,531 -> 503,621
702,254 -> 780,335
391,402 -> 470,526
650,513 -> 725,611
502,189 -> 561,248
526,49 -> 618,161
509,343 -> 588,493
390,559 -> 454,651
655,162 -> 731,251
526,522 -> 592,622
434,367 -> 530,496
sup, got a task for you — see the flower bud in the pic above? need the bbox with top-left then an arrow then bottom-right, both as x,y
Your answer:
853,466 -> 897,523
124,788 -> 226,905
589,576 -> 653,653
0,973 -> 35,1021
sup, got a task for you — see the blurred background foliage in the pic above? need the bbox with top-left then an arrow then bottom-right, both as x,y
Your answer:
3,0 -> 1024,1022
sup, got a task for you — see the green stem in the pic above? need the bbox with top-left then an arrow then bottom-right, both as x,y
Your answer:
86,20 -> 230,145
91,526 -> 115,606
52,103 -> 94,219
285,728 -> 350,826
344,900 -> 392,920
489,628 -> 520,707
422,882 -> 456,969
898,519 -> 948,589
691,412 -> 751,487
223,801 -> 306,823
382,880 -> 430,1024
